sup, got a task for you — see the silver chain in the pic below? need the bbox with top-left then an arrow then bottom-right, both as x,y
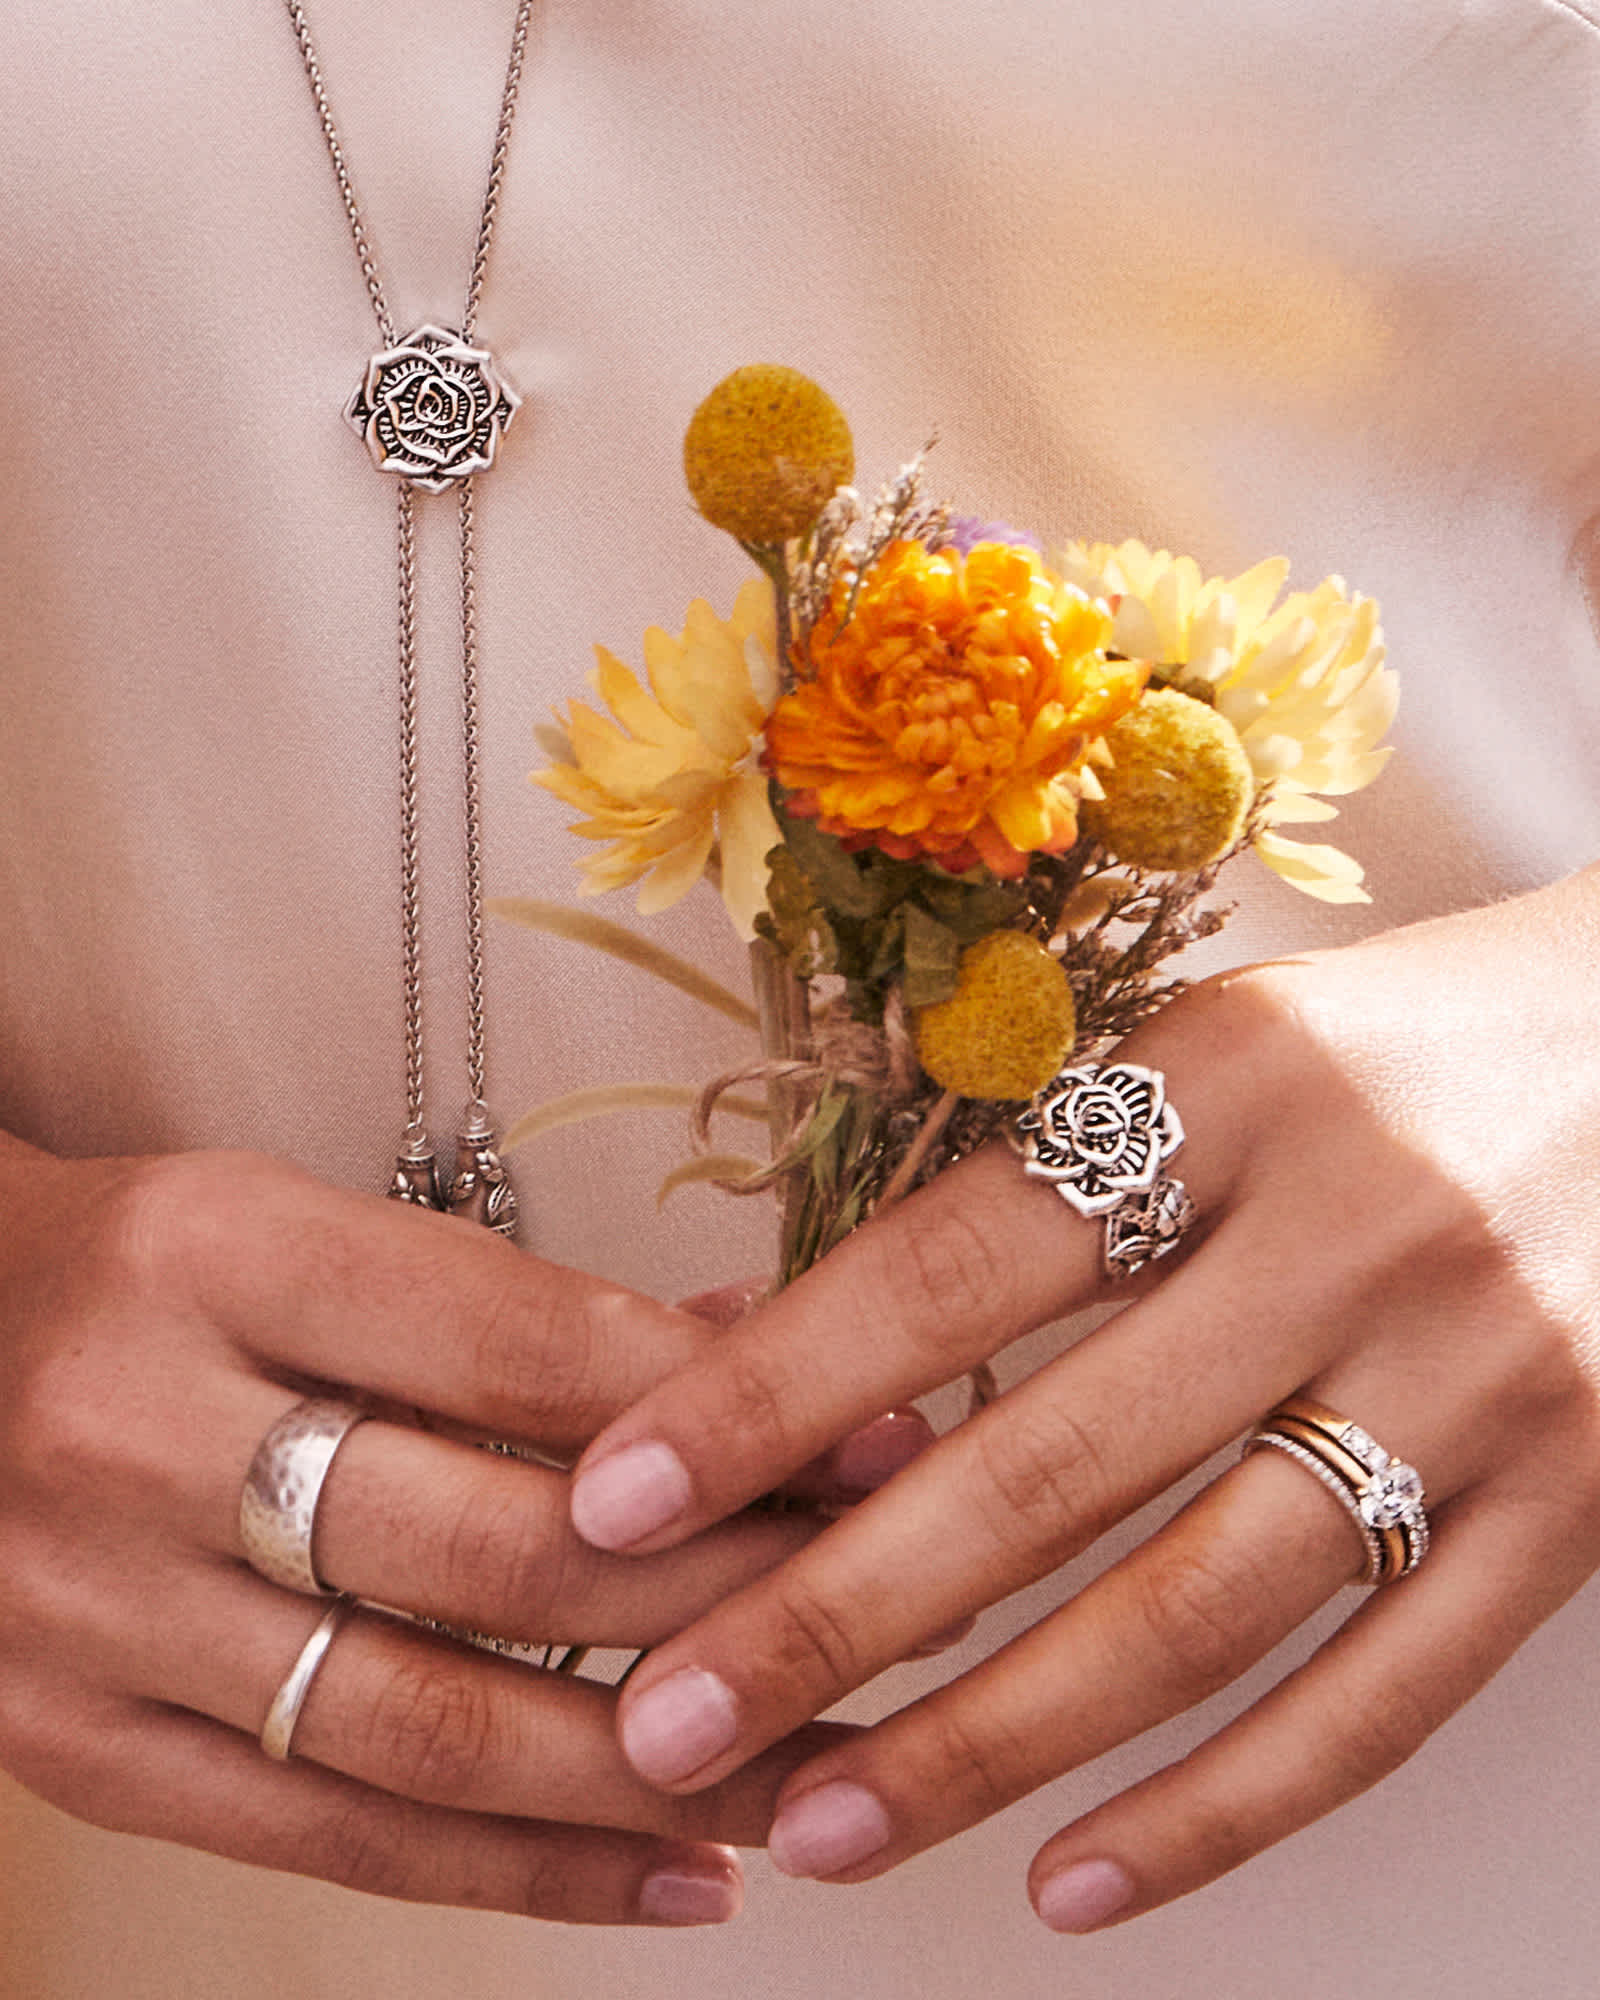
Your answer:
458,477 -> 489,1112
282,1 -> 535,1220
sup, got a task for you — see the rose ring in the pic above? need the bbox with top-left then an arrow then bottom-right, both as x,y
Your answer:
239,1397 -> 372,1596
260,1597 -> 355,1761
1013,1061 -> 1195,1279
1244,1396 -> 1429,1585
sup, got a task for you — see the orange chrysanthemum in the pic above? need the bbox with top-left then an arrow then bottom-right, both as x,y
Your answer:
767,540 -> 1147,877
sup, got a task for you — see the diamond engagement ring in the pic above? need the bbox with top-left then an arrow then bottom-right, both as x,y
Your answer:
1013,1061 -> 1196,1279
1245,1395 -> 1429,1585
239,1397 -> 373,1596
260,1597 -> 355,1761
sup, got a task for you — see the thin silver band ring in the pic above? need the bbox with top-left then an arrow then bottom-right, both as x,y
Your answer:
260,1597 -> 354,1761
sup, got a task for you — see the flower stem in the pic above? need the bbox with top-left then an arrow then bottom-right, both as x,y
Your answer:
875,1089 -> 960,1214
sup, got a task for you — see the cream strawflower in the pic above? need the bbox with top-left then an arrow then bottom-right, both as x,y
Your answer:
1058,539 -> 1396,902
532,577 -> 782,939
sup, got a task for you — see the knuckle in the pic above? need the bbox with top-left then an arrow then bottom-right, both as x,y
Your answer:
1323,1673 -> 1436,1792
970,1401 -> 1116,1559
765,1569 -> 867,1694
1129,1545 -> 1257,1705
515,1839 -> 600,1921
89,1151 -> 282,1298
918,1701 -> 1034,1818
706,1341 -> 802,1465
364,1649 -> 508,1805
873,1203 -> 1012,1355
466,1262 -> 608,1439
309,1800 -> 418,1900
438,1479 -> 567,1641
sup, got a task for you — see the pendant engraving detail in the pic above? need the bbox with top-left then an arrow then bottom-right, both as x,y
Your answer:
346,324 -> 520,491
388,1137 -> 445,1210
446,1112 -> 519,1240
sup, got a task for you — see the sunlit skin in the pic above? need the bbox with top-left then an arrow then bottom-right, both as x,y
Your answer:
568,862 -> 1600,1931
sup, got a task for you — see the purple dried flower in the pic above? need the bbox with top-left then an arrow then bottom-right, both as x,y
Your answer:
942,514 -> 1044,557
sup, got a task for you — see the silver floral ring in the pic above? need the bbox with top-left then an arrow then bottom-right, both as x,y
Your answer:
1013,1061 -> 1195,1279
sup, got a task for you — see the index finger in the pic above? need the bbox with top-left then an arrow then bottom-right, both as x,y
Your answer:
139,1152 -> 716,1451
566,1047 -> 1254,1555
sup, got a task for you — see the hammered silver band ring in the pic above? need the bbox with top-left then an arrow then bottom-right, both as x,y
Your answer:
260,1597 -> 354,1760
1014,1060 -> 1196,1279
239,1396 -> 372,1595
1245,1396 -> 1430,1586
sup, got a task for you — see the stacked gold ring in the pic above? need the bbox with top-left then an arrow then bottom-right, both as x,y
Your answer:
1245,1395 -> 1429,1587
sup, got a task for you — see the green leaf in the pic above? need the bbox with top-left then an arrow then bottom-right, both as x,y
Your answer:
925,878 -> 1031,944
900,902 -> 964,1007
864,905 -> 909,985
780,816 -> 887,918
793,1087 -> 850,1161
756,846 -> 838,975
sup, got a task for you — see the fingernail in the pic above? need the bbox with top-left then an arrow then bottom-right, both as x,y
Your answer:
621,1668 -> 739,1785
571,1440 -> 692,1550
638,1862 -> 742,1926
830,1412 -> 933,1496
768,1781 -> 892,1878
1036,1859 -> 1136,1933
909,1614 -> 978,1659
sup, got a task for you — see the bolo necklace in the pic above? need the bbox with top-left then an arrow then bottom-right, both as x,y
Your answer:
282,0 -> 535,1236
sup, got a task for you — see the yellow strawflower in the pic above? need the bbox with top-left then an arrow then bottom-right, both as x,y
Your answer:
1057,539 -> 1396,902
532,578 -> 781,940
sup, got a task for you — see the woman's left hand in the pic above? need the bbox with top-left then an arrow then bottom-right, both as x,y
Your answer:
564,861 -> 1600,1931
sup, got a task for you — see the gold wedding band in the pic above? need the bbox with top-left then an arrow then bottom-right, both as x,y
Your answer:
260,1597 -> 354,1761
1245,1396 -> 1429,1586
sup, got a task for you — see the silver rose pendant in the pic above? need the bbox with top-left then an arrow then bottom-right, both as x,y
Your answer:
346,324 -> 520,491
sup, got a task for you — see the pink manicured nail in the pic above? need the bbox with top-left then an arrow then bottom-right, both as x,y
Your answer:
621,1669 -> 739,1785
571,1440 -> 691,1550
768,1781 -> 892,1878
638,1863 -> 742,1926
1036,1859 -> 1136,1933
909,1614 -> 978,1659
830,1411 -> 934,1495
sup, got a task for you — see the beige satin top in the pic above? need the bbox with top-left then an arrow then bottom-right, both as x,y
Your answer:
2,2 -> 1598,1994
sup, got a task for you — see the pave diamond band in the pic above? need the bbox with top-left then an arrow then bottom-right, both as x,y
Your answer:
1013,1061 -> 1195,1279
1245,1431 -> 1386,1583
1245,1395 -> 1430,1586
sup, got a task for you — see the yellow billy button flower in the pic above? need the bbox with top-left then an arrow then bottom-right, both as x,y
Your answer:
914,929 -> 1077,1100
531,577 -> 782,941
683,365 -> 855,547
1080,688 -> 1254,872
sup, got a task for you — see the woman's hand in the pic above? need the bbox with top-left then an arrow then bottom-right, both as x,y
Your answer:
565,862 -> 1600,1929
0,1137 -> 917,1926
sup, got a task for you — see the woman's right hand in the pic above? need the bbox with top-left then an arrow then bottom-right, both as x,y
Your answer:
0,1134 -> 854,1926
